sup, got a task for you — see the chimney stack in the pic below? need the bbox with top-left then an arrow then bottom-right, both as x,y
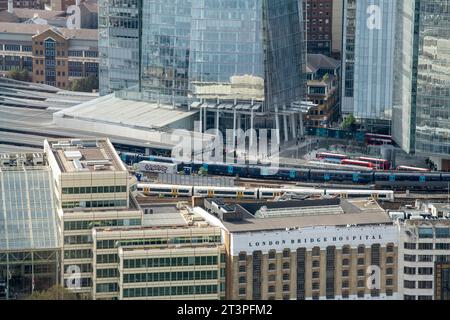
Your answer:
7,0 -> 13,13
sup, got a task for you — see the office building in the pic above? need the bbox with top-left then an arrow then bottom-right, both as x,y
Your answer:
44,138 -> 142,298
196,198 -> 399,300
99,0 -> 307,143
392,0 -> 450,170
393,202 -> 450,300
0,152 -> 60,299
0,23 -> 98,89
341,0 -> 396,130
93,203 -> 225,300
304,0 -> 342,57
0,0 -> 43,11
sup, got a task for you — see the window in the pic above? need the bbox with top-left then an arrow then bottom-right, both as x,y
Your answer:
268,250 -> 276,260
386,256 -> 394,264
238,253 -> 246,261
357,258 -> 365,265
268,263 -> 276,271
418,268 -> 433,275
239,265 -> 246,273
342,281 -> 349,288
404,267 -> 416,275
312,271 -> 320,279
268,275 -> 276,282
312,247 -> 320,256
312,282 -> 320,290
357,280 -> 365,288
386,278 -> 393,286
418,228 -> 433,239
283,262 -> 290,270
312,260 -> 320,268
418,295 -> 432,300
357,269 -> 365,277
283,284 -> 290,292
268,286 -> 275,293
357,245 -> 365,254
436,243 -> 450,250
342,246 -> 350,255
283,249 -> 290,258
404,243 -> 416,250
342,259 -> 349,266
239,276 -> 246,284
418,255 -> 433,262
404,254 -> 416,262
386,268 -> 393,275
418,281 -> 432,289
419,243 -> 433,250
342,270 -> 349,277
436,228 -> 450,238
239,288 -> 246,296
404,280 -> 415,289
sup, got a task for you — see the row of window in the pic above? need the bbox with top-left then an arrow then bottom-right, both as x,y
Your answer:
123,285 -> 218,298
64,249 -> 92,260
62,199 -> 127,209
96,282 -> 118,293
404,280 -> 433,289
62,185 -> 127,195
404,267 -> 433,275
64,219 -> 141,230
97,268 -> 119,278
123,270 -> 218,283
238,244 -> 395,260
418,227 -> 450,239
123,256 -> 219,269
404,243 -> 450,250
404,254 -> 450,262
97,235 -> 221,249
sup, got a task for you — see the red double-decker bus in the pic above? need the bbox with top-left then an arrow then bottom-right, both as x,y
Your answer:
365,133 -> 393,146
357,157 -> 390,170
341,159 -> 375,168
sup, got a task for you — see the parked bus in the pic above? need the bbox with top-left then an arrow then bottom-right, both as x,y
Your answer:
341,159 -> 375,169
357,157 -> 390,170
365,133 -> 393,146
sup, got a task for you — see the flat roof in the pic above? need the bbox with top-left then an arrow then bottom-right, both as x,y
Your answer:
47,138 -> 125,173
221,199 -> 392,233
57,95 -> 198,129
141,204 -> 188,227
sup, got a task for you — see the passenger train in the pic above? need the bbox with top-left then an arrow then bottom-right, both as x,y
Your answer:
120,153 -> 450,191
136,183 -> 395,202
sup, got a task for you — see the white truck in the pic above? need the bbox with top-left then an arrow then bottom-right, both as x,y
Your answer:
138,161 -> 177,174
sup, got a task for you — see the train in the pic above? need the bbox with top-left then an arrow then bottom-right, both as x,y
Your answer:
120,152 -> 450,191
136,183 -> 395,202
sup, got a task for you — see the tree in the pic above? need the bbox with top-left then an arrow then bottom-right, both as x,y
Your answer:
27,285 -> 80,300
70,74 -> 99,92
342,114 -> 357,131
7,68 -> 31,82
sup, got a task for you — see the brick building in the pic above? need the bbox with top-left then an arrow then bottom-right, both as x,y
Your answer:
0,22 -> 98,89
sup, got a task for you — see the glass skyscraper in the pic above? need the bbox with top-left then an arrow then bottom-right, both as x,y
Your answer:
100,0 -> 306,115
99,0 -> 141,95
393,0 -> 450,165
341,0 -> 397,128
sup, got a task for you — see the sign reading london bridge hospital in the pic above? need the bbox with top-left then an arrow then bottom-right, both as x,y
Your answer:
230,225 -> 398,255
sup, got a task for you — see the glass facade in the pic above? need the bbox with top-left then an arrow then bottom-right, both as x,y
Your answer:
414,0 -> 450,156
102,0 -> 306,112
99,0 -> 141,95
342,0 -> 396,120
393,0 -> 450,157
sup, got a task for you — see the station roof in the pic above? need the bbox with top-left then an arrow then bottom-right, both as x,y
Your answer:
57,94 -> 198,130
0,166 -> 60,251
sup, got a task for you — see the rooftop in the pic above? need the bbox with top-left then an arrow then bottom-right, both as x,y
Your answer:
0,22 -> 98,40
57,94 -> 198,129
219,198 -> 392,233
0,165 -> 60,251
306,54 -> 340,74
141,203 -> 189,227
46,138 -> 126,173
